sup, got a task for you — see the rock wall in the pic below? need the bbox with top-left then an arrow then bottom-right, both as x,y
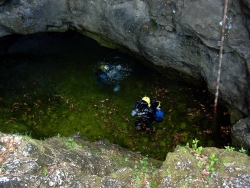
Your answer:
1,133 -> 250,187
0,0 -> 249,117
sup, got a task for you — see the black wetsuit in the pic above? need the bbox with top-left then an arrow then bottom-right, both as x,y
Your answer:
133,100 -> 159,133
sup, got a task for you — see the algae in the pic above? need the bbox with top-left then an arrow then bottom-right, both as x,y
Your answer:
0,32 -> 231,161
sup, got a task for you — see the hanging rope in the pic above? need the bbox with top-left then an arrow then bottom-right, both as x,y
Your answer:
214,0 -> 229,114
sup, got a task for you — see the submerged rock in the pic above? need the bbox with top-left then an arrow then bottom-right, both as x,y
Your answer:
0,132 -> 249,187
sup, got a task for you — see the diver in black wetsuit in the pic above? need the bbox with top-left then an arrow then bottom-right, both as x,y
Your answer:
131,96 -> 164,134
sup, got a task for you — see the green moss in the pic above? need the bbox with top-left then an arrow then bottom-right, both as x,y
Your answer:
160,141 -> 166,147
0,33 -> 230,161
180,122 -> 186,129
182,132 -> 188,142
27,120 -> 32,126
21,115 -> 27,121
68,115 -> 74,121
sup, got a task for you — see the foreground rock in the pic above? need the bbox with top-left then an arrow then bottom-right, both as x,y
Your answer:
231,117 -> 250,154
0,133 -> 250,187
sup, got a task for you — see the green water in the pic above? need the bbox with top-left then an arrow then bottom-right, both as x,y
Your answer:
0,32 -> 230,160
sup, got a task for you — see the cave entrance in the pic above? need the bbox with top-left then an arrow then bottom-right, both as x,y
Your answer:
0,31 -> 231,160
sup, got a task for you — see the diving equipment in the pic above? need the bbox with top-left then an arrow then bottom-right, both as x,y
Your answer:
142,96 -> 151,107
155,108 -> 164,122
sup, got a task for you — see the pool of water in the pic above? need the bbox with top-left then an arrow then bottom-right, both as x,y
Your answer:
0,31 -> 231,160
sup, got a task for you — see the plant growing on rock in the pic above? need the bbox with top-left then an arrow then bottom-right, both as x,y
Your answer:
205,153 -> 218,181
42,167 -> 48,176
186,139 -> 220,182
224,146 -> 234,151
133,157 -> 156,186
186,138 -> 203,155
64,138 -> 82,149
0,166 -> 5,174
239,147 -> 246,154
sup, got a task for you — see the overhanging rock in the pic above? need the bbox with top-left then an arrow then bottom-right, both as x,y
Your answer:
0,0 -> 249,117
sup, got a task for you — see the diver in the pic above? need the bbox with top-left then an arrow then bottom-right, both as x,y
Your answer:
131,96 -> 164,134
97,64 -> 123,83
96,64 -> 127,92
95,56 -> 132,92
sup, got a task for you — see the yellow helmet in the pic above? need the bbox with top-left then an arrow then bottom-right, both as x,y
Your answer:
100,64 -> 109,71
142,96 -> 151,107
99,65 -> 105,70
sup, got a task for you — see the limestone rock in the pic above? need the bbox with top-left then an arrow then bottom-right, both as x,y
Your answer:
1,133 -> 250,187
243,0 -> 250,8
231,116 -> 250,154
0,0 -> 250,148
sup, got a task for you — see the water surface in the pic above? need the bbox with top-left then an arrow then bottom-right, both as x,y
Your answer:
0,31 -> 231,160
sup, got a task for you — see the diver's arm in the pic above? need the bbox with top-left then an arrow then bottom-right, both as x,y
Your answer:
131,109 -> 138,116
135,108 -> 151,116
136,111 -> 148,116
131,109 -> 148,117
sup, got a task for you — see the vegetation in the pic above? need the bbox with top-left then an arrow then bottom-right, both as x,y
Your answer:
1,132 -> 249,187
42,167 -> 48,176
224,145 -> 235,151
64,137 -> 82,149
186,138 -> 247,183
0,166 -> 5,174
133,157 -> 156,187
239,147 -> 246,154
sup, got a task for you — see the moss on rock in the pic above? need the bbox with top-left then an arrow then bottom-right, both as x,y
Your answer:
0,133 -> 250,187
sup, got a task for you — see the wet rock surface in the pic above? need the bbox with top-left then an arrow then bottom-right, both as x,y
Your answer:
231,117 -> 250,154
0,133 -> 250,187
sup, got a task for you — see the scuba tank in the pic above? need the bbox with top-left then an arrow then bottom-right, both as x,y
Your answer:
155,109 -> 164,122
154,101 -> 164,122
